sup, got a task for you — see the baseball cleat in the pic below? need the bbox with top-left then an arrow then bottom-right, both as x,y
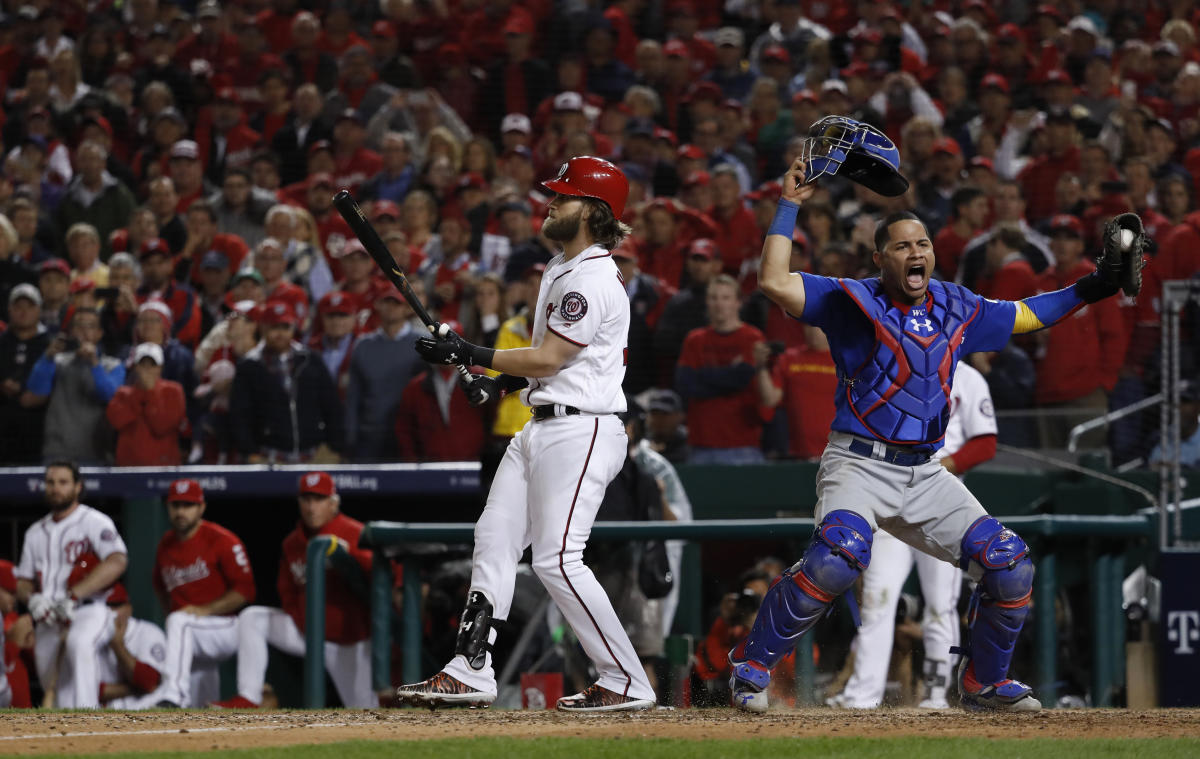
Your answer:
917,697 -> 951,710
395,672 -> 495,709
957,660 -> 1041,712
556,683 -> 654,712
729,659 -> 771,713
210,696 -> 259,709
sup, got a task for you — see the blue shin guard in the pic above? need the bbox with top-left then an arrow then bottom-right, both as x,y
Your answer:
730,510 -> 872,687
958,516 -> 1035,686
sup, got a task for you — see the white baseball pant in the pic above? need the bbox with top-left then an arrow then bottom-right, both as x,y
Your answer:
839,529 -> 962,708
159,612 -> 239,707
33,602 -> 113,708
442,414 -> 655,701
234,606 -> 374,707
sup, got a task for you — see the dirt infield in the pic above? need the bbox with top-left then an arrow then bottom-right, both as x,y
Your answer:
2,708 -> 1198,755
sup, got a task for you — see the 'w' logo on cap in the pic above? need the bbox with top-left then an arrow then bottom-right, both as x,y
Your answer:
307,474 -> 320,486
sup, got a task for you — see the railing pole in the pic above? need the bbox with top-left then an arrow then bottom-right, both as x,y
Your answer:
1034,552 -> 1057,707
403,556 -> 422,685
1092,552 -> 1113,706
371,552 -> 393,692
304,536 -> 332,709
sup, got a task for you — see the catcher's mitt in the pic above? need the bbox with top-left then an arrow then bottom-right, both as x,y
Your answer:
1099,212 -> 1148,298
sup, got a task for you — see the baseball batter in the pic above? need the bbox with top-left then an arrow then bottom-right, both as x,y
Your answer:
15,461 -> 128,708
833,361 -> 997,709
729,158 -> 1137,712
399,156 -> 655,712
153,479 -> 256,708
214,471 -> 375,708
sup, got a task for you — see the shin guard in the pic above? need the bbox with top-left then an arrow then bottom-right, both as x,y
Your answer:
731,510 -> 872,679
959,517 -> 1034,685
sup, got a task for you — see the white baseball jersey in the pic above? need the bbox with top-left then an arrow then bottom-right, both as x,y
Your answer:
16,504 -> 128,601
936,362 -> 997,460
102,617 -> 170,710
523,245 -> 629,414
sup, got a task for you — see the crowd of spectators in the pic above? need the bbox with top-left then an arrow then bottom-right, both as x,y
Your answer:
0,0 -> 1199,469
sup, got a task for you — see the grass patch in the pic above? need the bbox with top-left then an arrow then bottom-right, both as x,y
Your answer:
57,736 -> 1200,759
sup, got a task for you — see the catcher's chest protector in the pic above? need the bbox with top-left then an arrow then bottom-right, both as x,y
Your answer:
837,278 -> 979,445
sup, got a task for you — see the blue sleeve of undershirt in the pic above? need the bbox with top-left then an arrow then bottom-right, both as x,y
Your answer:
797,273 -> 846,329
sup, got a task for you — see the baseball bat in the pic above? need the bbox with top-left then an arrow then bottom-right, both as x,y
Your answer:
331,190 -> 478,388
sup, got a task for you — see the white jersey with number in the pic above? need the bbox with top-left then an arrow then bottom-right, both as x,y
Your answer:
15,504 -> 128,601
935,362 -> 998,460
522,244 -> 629,414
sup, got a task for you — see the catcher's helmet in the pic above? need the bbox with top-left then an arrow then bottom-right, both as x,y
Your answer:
800,116 -> 909,197
542,156 -> 630,218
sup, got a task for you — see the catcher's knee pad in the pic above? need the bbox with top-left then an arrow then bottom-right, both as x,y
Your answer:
731,510 -> 871,672
454,590 -> 495,671
959,517 -> 1034,684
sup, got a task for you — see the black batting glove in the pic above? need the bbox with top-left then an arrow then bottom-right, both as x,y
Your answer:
414,323 -> 494,368
459,374 -> 498,406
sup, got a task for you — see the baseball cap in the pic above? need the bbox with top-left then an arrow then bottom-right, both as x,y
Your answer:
820,79 -> 849,97
139,238 -> 172,260
231,267 -> 265,286
336,108 -> 363,126
663,39 -> 689,58
747,180 -> 782,202
682,170 -> 711,188
258,301 -> 297,327
167,478 -> 204,504
1049,214 -> 1084,237
318,290 -> 355,316
647,388 -> 683,414
677,144 -> 705,161
503,11 -> 533,36
214,86 -> 239,105
501,113 -> 532,134
1043,69 -> 1073,86
932,137 -> 962,157
996,23 -> 1023,43
1153,40 -> 1181,58
169,139 -> 200,161
139,299 -> 174,325
455,172 -> 487,194
307,139 -> 334,158
653,126 -> 678,147
688,238 -> 718,260
9,282 -> 43,307
1066,15 -> 1099,37
299,471 -> 336,497
553,91 -> 584,112
496,199 -> 532,216
338,239 -> 369,259
40,258 -> 71,278
1035,4 -> 1064,23
503,145 -> 533,162
200,250 -> 230,271
82,114 -> 114,140
684,81 -> 723,103
308,171 -> 335,189
968,156 -> 995,173
981,73 -> 1010,94
762,44 -> 790,65
154,107 -> 186,126
791,89 -> 818,106
714,27 -> 744,48
372,200 -> 401,221
70,278 -> 96,295
133,342 -> 165,366
372,20 -> 396,38
196,1 -> 221,19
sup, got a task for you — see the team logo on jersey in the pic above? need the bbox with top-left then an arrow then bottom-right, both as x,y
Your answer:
151,643 -> 166,662
100,529 -> 116,542
560,292 -> 587,321
65,539 -> 93,563
980,398 -> 994,417
161,558 -> 211,592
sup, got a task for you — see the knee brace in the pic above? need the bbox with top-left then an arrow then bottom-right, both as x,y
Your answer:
731,510 -> 871,675
455,590 -> 495,671
959,517 -> 1034,684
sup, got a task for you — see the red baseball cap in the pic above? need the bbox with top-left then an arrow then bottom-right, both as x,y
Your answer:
968,156 -> 995,173
69,277 -> 96,295
139,238 -> 172,260
299,471 -> 335,497
167,478 -> 204,504
762,45 -> 790,65
932,137 -> 962,157
502,11 -> 534,36
1049,214 -> 1084,237
682,169 -> 710,188
372,20 -> 395,38
337,238 -> 369,259
688,238 -> 718,260
308,171 -> 335,189
684,81 -> 723,104
257,300 -> 297,327
791,89 -> 818,106
664,40 -> 689,58
455,172 -> 487,193
996,23 -> 1023,43
318,290 -> 356,316
40,258 -> 71,277
677,144 -> 705,160
653,126 -> 678,146
981,73 -> 1010,94
1043,69 -> 1073,86
307,140 -> 333,158
747,180 -> 782,202
372,199 -> 401,221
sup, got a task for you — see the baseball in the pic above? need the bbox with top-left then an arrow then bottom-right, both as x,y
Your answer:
1119,228 -> 1136,250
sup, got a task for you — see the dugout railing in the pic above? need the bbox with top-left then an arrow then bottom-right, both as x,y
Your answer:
297,514 -> 1156,709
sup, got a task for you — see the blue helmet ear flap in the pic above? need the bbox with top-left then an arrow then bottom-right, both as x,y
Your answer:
800,116 -> 909,197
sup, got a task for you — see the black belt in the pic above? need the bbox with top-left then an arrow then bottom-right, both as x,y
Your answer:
848,438 -> 931,467
532,404 -> 580,421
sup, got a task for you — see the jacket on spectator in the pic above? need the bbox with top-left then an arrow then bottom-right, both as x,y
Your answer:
624,272 -> 675,395
675,323 -> 766,449
27,351 -> 125,463
271,118 -> 332,187
107,378 -> 186,466
0,326 -> 51,464
654,284 -> 711,388
55,173 -> 137,259
230,341 -> 344,458
345,325 -> 423,460
394,369 -> 488,462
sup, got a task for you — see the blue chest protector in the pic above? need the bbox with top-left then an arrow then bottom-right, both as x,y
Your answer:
835,278 -> 980,446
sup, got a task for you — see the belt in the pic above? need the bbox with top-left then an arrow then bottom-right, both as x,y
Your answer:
532,404 -> 580,421
848,438 -> 931,467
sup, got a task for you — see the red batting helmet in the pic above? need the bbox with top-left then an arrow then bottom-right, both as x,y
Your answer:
542,156 -> 629,219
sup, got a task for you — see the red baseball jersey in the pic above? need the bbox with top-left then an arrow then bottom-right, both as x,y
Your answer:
153,521 -> 256,613
678,323 -> 768,448
278,513 -> 372,644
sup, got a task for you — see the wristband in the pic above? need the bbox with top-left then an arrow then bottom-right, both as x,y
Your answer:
768,200 -> 800,238
473,346 -> 495,370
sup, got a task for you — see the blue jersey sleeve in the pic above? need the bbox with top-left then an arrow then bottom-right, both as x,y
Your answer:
797,273 -> 848,330
963,294 -> 1018,354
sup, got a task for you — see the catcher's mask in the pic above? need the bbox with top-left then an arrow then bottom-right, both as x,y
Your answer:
799,116 -> 910,197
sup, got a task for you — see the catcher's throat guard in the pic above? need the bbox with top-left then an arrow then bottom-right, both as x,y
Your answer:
800,116 -> 910,197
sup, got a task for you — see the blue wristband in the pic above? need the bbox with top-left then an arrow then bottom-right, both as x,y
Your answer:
768,200 -> 799,238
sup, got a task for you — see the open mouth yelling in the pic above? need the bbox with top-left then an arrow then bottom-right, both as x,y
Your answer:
906,263 -> 926,289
